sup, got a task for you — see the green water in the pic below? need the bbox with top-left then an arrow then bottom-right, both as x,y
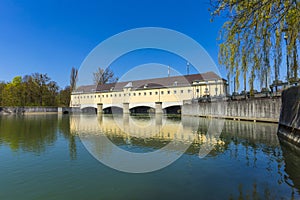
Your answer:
0,114 -> 299,199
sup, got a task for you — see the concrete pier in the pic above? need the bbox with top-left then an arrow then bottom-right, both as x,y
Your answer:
97,103 -> 103,114
155,102 -> 163,114
123,103 -> 130,114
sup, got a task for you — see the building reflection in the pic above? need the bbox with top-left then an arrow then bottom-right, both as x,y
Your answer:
70,114 -> 227,156
70,114 -> 281,158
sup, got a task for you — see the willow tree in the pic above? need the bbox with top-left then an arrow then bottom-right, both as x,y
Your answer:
210,0 -> 300,94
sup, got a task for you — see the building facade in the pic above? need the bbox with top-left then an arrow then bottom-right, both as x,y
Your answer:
70,71 -> 228,113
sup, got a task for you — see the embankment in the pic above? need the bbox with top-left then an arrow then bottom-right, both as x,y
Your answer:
182,97 -> 281,123
277,86 -> 300,147
0,107 -> 80,115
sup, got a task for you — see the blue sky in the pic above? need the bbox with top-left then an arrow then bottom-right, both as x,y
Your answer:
0,0 -> 228,88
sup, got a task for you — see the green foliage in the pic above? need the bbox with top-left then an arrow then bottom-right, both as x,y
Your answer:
58,86 -> 71,107
0,73 -> 70,107
211,0 -> 300,91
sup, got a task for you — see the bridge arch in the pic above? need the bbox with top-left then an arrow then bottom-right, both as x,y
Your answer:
162,102 -> 182,109
81,106 -> 97,114
130,106 -> 155,114
163,105 -> 181,114
103,106 -> 123,114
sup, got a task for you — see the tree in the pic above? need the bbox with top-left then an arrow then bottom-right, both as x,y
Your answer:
93,67 -> 118,85
210,0 -> 300,92
0,81 -> 6,106
2,76 -> 23,106
70,67 -> 78,92
31,73 -> 51,106
58,86 -> 71,107
1,73 -> 60,107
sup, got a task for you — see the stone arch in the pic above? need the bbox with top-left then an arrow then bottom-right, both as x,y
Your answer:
163,105 -> 182,114
103,106 -> 123,114
130,106 -> 155,114
81,107 -> 97,114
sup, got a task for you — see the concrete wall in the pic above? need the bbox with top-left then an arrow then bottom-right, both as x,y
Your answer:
0,107 -> 58,114
182,97 -> 281,123
277,86 -> 300,146
0,107 -> 81,115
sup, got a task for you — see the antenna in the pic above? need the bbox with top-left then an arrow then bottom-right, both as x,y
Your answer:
187,62 -> 190,75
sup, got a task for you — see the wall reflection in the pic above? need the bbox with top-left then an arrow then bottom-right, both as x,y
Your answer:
280,139 -> 300,196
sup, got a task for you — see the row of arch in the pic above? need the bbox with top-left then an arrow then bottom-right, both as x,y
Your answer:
81,105 -> 181,114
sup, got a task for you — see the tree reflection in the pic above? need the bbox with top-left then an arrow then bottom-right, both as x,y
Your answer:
58,115 -> 77,160
0,115 -> 58,154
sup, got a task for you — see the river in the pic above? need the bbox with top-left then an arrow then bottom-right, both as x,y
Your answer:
0,114 -> 299,199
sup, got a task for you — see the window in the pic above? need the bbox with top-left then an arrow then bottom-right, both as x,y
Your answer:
155,91 -> 158,95
129,93 -> 131,96
102,95 -> 104,98
110,94 -> 112,97
115,94 -> 117,97
196,89 -> 199,93
181,90 -> 184,94
119,94 -> 121,97
106,95 -> 108,97
188,89 -> 191,93
124,93 -> 126,96
144,92 -> 147,96
174,90 -> 177,94
167,91 -> 170,94
133,93 -> 136,96
95,95 -> 96,98
149,92 -> 152,95
161,91 -> 164,95
139,93 -> 141,96
98,95 -> 100,97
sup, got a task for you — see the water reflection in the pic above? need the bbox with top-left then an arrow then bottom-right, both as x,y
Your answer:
0,114 -> 76,159
0,115 -> 58,153
70,114 -> 226,157
70,114 -> 280,157
0,114 -> 299,199
280,139 -> 300,196
71,114 -> 226,172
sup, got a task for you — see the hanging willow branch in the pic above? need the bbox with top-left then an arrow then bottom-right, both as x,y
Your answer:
210,0 -> 300,92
